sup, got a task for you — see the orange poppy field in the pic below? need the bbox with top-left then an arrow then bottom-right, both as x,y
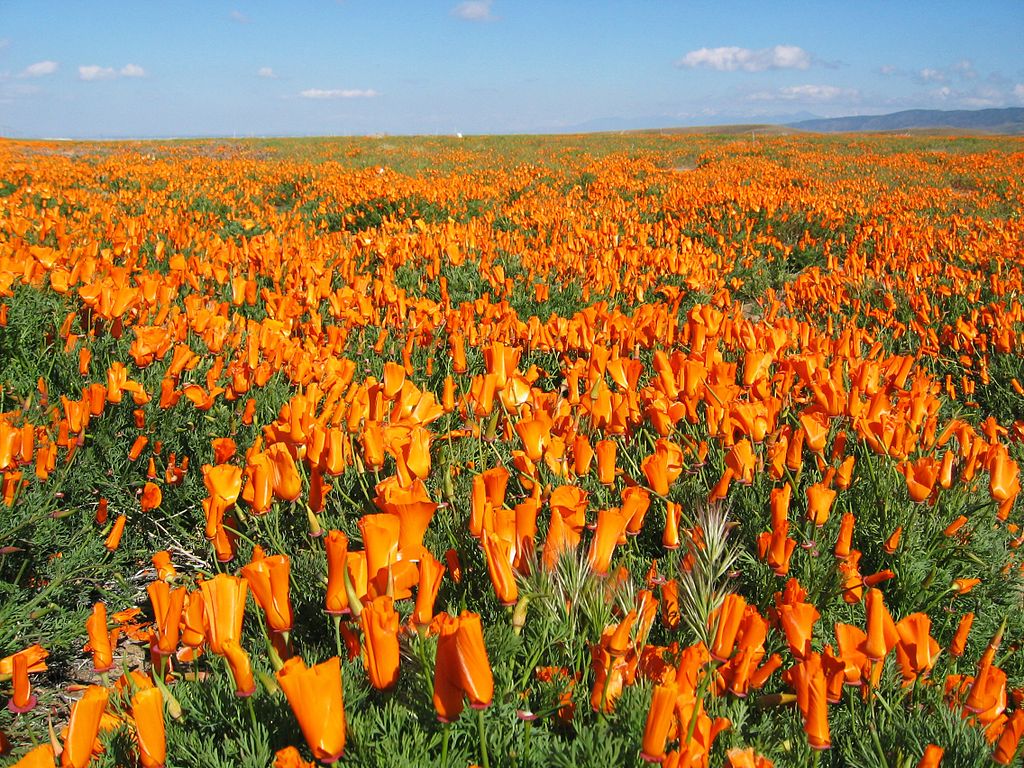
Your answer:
0,131 -> 1023,767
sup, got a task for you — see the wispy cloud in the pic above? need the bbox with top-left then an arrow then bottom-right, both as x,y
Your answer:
20,60 -> 59,78
1015,84 -> 1024,101
258,67 -> 276,79
300,88 -> 378,99
676,45 -> 812,72
749,84 -> 860,102
79,65 -> 117,81
916,67 -> 947,84
452,0 -> 495,21
78,63 -> 146,81
230,10 -> 250,24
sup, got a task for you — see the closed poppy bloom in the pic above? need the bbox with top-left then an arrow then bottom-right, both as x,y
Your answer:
482,530 -> 518,605
596,440 -> 617,485
222,639 -> 256,697
86,602 -> 114,673
62,685 -> 109,768
241,554 -> 294,633
200,574 -> 248,655
573,435 -> 595,477
414,550 -> 445,628
454,612 -> 494,708
8,651 -> 36,713
806,482 -> 836,526
324,530 -> 350,616
586,507 -> 630,576
778,600 -> 820,661
131,686 -> 166,768
950,612 -> 974,657
640,680 -> 678,762
277,656 -> 346,764
994,709 -> 1024,765
864,588 -> 898,662
622,486 -> 651,536
433,613 -> 465,723
883,526 -> 902,555
361,595 -> 401,690
711,593 -> 748,662
180,591 -> 206,652
952,577 -> 981,594
105,514 -> 127,551
147,581 -> 186,657
835,513 -> 855,559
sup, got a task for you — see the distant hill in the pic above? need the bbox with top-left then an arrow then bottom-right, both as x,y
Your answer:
789,107 -> 1024,134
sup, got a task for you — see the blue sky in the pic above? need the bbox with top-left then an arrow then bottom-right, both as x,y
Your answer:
1,1 -> 1022,138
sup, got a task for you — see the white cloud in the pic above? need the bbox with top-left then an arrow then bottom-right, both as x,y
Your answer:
952,59 -> 976,80
78,65 -> 117,81
452,0 -> 494,21
21,60 -> 58,77
749,84 -> 859,102
917,67 -> 947,84
879,64 -> 901,76
300,88 -> 378,99
230,10 -> 250,23
1014,84 -> 1024,101
677,45 -> 812,72
78,63 -> 145,81
258,66 -> 276,78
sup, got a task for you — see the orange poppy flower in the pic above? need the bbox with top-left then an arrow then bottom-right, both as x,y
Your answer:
596,440 -> 617,485
864,588 -> 899,662
361,595 -> 401,690
622,485 -> 651,536
950,612 -> 974,657
806,481 -> 836,526
994,710 -> 1024,765
433,610 -> 494,717
85,603 -> 114,673
131,686 -> 166,768
105,514 -> 127,551
219,639 -> 254,697
640,679 -> 678,762
147,581 -> 186,657
7,650 -> 35,713
482,530 -> 518,605
241,553 -> 294,634
325,530 -> 350,616
61,685 -> 109,768
10,744 -> 55,768
413,550 -> 445,628
835,512 -> 855,558
586,507 -> 630,576
778,593 -> 819,661
199,574 -> 248,655
277,656 -> 346,764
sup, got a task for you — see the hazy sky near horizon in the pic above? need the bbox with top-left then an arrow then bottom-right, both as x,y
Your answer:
2,1 -> 1022,138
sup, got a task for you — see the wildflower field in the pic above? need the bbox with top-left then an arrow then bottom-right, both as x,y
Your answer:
1,131 -> 1024,768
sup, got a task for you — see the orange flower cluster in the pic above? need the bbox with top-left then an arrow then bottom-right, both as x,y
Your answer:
1,134 -> 1023,766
